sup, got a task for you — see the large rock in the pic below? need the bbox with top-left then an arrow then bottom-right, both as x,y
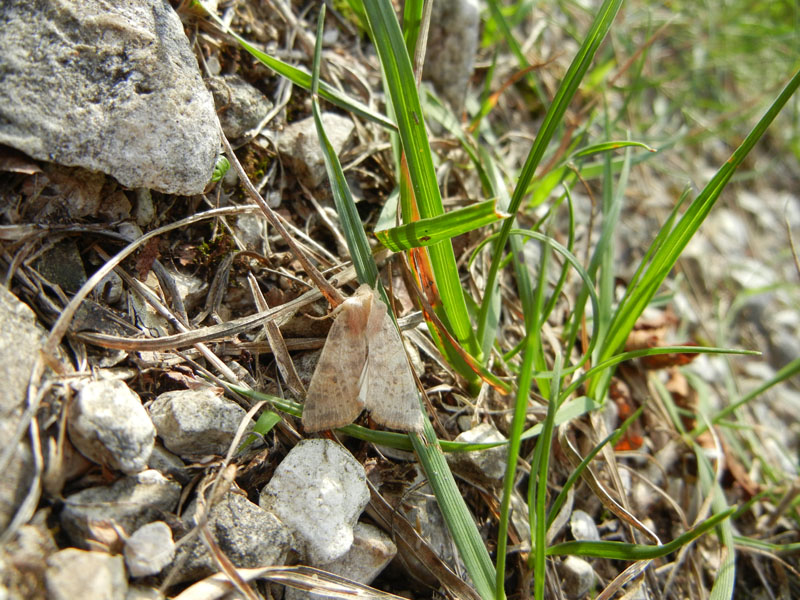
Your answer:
0,0 -> 219,195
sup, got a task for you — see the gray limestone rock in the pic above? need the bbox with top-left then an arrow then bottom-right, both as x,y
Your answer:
207,73 -> 273,141
0,0 -> 219,195
0,511 -> 57,600
45,548 -> 127,600
285,522 -> 397,600
173,490 -> 293,583
447,423 -> 507,481
124,521 -> 175,578
557,556 -> 595,599
67,379 -> 156,474
60,470 -> 181,546
277,113 -> 354,188
259,439 -> 369,565
148,388 -> 250,459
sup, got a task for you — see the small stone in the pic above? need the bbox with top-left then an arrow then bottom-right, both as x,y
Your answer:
174,491 -> 293,583
0,511 -> 57,599
447,423 -> 507,481
285,522 -> 397,600
570,510 -> 600,542
557,556 -> 594,599
45,548 -> 127,600
61,470 -> 181,547
277,113 -> 354,188
93,270 -> 124,305
233,213 -> 267,252
148,389 -> 250,459
124,521 -> 175,578
133,188 -> 155,227
166,269 -> 208,315
68,380 -> 156,474
146,443 -> 190,485
259,439 -> 369,564
34,238 -> 87,294
397,468 -> 460,582
0,0 -> 218,194
207,73 -> 273,141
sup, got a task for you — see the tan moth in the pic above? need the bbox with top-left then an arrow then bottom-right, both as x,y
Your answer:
302,284 -> 424,433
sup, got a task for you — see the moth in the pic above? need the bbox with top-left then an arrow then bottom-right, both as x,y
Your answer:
302,284 -> 424,433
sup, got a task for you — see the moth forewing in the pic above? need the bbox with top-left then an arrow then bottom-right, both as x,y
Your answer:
302,293 -> 370,432
363,290 -> 424,433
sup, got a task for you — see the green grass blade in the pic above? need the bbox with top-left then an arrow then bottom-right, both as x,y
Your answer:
477,0 -> 624,353
530,354 -> 563,599
401,0 -> 424,57
411,422 -> 496,600
593,68 -> 800,396
568,140 -> 657,160
228,384 -> 600,454
690,356 -> 800,438
375,199 -> 509,251
546,405 -> 644,531
362,0 -> 480,363
310,7 -> 378,289
494,323 -> 539,600
695,444 -> 737,600
546,508 -> 735,559
484,0 -> 547,105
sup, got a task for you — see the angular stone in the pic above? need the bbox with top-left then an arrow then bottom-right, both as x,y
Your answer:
0,287 -> 44,532
259,439 -> 369,564
68,379 -> 156,474
148,389 -> 249,459
557,555 -> 594,599
45,548 -> 127,600
207,73 -> 273,141
448,423 -> 507,481
61,470 -> 181,546
285,522 -> 397,600
124,521 -> 175,578
277,113 -> 353,188
174,491 -> 293,583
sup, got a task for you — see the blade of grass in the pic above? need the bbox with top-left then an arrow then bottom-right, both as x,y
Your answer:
591,68 -> 800,398
476,0 -> 624,356
546,507 -> 735,558
690,356 -> 800,438
375,199 -> 509,251
309,7 -> 378,289
362,0 -> 481,366
228,383 -> 601,454
530,353 -> 563,599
